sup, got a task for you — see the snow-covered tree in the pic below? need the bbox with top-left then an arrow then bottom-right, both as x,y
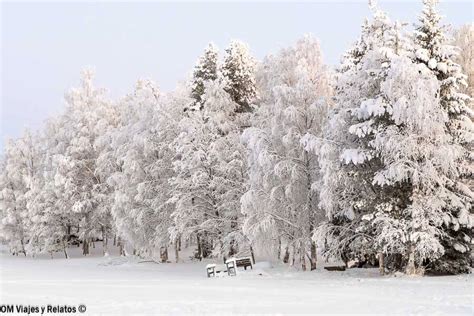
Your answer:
49,69 -> 118,255
190,43 -> 219,110
221,40 -> 257,113
0,131 -> 42,256
316,6 -> 396,270
25,123 -> 74,258
318,3 -> 473,275
452,24 -> 474,102
242,36 -> 331,270
412,0 -> 473,274
107,79 -> 185,261
170,78 -> 249,260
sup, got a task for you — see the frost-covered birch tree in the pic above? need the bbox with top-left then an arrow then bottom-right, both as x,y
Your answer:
170,78 -> 249,259
242,36 -> 331,270
0,131 -> 42,256
106,79 -> 186,261
452,24 -> 474,101
50,69 -> 118,255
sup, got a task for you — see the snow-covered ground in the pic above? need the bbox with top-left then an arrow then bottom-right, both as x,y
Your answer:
0,246 -> 472,315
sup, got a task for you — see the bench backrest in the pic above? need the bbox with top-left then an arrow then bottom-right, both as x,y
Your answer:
235,258 -> 252,266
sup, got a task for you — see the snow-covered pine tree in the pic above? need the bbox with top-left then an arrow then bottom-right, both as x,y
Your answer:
221,40 -> 257,113
190,43 -> 219,110
315,6 -> 395,269
412,0 -> 474,274
242,36 -> 331,270
318,2 -> 473,275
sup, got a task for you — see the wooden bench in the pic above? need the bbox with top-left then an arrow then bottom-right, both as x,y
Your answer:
225,257 -> 253,276
206,264 -> 228,277
324,265 -> 346,271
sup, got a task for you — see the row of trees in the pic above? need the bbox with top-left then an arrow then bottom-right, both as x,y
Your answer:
1,0 -> 473,275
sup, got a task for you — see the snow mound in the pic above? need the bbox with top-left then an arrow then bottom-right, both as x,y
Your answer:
98,256 -> 140,266
253,261 -> 273,269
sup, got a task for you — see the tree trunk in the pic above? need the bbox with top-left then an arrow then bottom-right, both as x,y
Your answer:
229,239 -> 236,257
291,245 -> 296,266
82,237 -> 89,256
201,232 -> 211,258
102,226 -> 108,256
378,252 -> 385,275
250,245 -> 256,264
67,225 -> 71,240
310,240 -> 317,271
82,212 -> 91,255
406,245 -> 417,275
175,240 -> 179,263
160,247 -> 168,263
283,246 -> 290,264
118,237 -> 125,256
196,234 -> 202,261
178,236 -> 182,251
277,238 -> 282,260
301,243 -> 307,271
304,148 -> 317,271
62,238 -> 68,259
20,239 -> 26,257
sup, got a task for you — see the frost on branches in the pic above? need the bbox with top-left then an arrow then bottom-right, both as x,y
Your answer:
317,4 -> 473,275
0,2 -> 472,276
412,0 -> 474,274
242,36 -> 331,270
48,70 -> 119,256
452,24 -> 474,102
0,131 -> 41,256
170,78 -> 250,260
190,43 -> 219,111
221,40 -> 257,113
316,7 -> 396,270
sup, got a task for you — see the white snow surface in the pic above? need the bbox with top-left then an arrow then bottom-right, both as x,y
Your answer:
0,246 -> 472,315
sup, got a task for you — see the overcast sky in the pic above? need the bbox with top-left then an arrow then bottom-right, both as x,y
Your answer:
1,0 -> 472,153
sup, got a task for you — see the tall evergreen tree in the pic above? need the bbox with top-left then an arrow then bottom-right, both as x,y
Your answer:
190,43 -> 219,110
412,0 -> 473,274
316,7 -> 395,269
221,40 -> 257,113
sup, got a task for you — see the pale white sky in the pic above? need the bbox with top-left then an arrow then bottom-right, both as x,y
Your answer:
1,0 -> 473,153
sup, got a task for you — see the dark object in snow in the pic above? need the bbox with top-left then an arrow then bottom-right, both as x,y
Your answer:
138,260 -> 160,264
324,265 -> 346,271
67,234 -> 80,246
